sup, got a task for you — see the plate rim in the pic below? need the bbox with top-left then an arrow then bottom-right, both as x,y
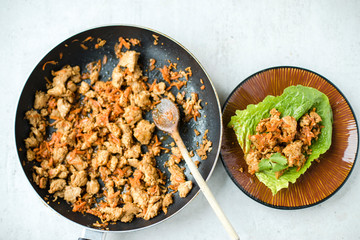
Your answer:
220,65 -> 360,210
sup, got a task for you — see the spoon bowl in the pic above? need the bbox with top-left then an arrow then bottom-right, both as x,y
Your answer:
152,99 -> 179,133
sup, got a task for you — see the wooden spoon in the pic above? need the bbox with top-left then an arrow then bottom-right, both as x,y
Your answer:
152,98 -> 239,240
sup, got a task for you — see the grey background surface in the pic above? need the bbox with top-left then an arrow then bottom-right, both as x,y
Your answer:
1,0 -> 359,239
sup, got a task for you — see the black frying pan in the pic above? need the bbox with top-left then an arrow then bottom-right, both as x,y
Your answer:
15,25 -> 222,238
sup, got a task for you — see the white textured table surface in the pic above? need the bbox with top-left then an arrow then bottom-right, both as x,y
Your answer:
1,0 -> 360,239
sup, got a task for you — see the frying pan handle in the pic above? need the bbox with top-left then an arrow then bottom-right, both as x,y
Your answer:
79,228 -> 106,240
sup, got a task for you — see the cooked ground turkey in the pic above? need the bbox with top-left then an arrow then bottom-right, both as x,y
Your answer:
245,108 -> 322,178
24,37 -> 212,226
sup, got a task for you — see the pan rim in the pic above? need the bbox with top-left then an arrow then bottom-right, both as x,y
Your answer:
14,24 -> 223,233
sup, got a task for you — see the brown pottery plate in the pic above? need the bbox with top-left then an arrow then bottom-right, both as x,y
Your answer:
220,66 -> 359,209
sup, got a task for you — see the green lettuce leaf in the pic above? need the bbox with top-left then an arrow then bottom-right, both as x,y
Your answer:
228,85 -> 333,195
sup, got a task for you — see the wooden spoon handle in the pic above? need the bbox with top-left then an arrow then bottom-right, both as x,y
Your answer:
172,130 -> 239,240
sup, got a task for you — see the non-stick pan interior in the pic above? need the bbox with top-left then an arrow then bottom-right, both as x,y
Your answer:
15,26 -> 221,231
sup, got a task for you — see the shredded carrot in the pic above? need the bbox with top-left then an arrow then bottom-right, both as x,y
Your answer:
149,58 -> 156,71
166,80 -> 186,91
149,79 -> 157,92
48,157 -> 54,168
159,65 -> 171,83
114,168 -> 125,177
49,119 -> 60,127
42,61 -> 58,71
129,38 -> 141,46
80,43 -> 88,50
59,52 -> 63,59
118,37 -> 131,49
124,86 -> 132,99
83,36 -> 94,42
81,72 -> 90,79
109,134 -> 121,145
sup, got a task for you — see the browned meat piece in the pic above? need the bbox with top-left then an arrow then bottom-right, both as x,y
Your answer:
167,160 -> 187,190
104,141 -> 122,154
77,118 -> 95,133
111,65 -> 124,88
130,187 -> 149,208
249,132 -> 277,154
300,113 -> 312,127
90,71 -> 99,85
245,150 -> 261,174
121,203 -> 142,222
282,140 -> 304,167
196,139 -> 212,160
87,60 -> 101,85
24,136 -> 38,148
162,193 -> 173,214
80,132 -> 98,150
107,123 -> 121,138
98,207 -> 123,222
54,119 -> 73,132
281,115 -> 297,141
123,106 -> 142,125
47,66 -> 73,96
152,82 -> 166,95
129,81 -> 144,94
26,149 -> 35,161
255,119 -> 268,133
96,150 -> 110,166
30,127 -> 43,142
178,181 -> 193,198
108,156 -> 119,172
85,90 -> 96,98
40,109 -> 49,117
134,91 -> 151,108
48,164 -> 68,179
265,108 -> 282,131
119,51 -> 139,73
25,109 -> 42,128
182,92 -> 202,121
106,187 -> 121,208
124,144 -> 141,159
70,66 -> 81,83
64,186 -> 82,203
70,171 -> 88,187
122,192 -> 133,203
66,153 -> 88,171
310,111 -> 322,123
133,120 -> 155,145
34,91 -> 49,109
143,201 -> 162,220
52,146 -> 68,163
171,147 -> 182,160
49,179 -> 66,194
176,92 -> 185,105
127,158 -> 140,168
79,81 -> 90,95
57,98 -> 71,118
138,162 -> 159,186
66,80 -> 77,92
